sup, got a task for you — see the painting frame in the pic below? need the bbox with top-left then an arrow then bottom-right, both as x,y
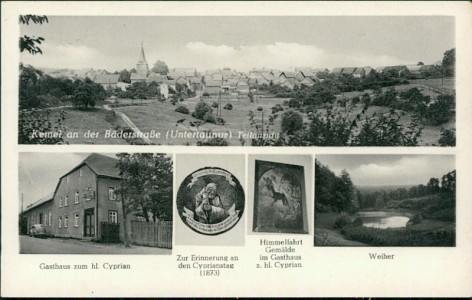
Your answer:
253,160 -> 308,234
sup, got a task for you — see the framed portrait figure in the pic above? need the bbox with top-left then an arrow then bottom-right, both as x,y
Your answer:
253,160 -> 308,234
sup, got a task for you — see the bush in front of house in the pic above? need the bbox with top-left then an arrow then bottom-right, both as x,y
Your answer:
223,103 -> 233,110
175,106 -> 189,114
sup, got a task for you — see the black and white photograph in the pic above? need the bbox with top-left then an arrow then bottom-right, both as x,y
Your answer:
19,16 -> 455,146
248,154 -> 312,235
3,1 -> 472,298
176,167 -> 245,236
314,155 -> 456,247
19,152 -> 173,254
174,154 -> 245,246
253,160 -> 308,234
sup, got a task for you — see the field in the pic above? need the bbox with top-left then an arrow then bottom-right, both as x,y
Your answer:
115,96 -> 294,146
44,78 -> 454,146
51,107 -> 129,144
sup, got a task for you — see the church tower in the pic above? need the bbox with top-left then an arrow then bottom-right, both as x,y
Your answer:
136,42 -> 149,76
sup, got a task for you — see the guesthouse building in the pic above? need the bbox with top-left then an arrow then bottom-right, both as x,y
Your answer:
20,153 -> 132,242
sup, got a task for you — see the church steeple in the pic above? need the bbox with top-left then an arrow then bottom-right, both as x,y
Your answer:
136,42 -> 149,76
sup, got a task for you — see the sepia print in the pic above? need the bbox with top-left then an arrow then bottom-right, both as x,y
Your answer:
19,16 -> 455,146
314,155 -> 456,247
253,160 -> 308,234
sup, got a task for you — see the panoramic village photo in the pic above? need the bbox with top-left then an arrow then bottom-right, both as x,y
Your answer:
314,155 -> 456,247
19,152 -> 173,254
19,16 -> 455,146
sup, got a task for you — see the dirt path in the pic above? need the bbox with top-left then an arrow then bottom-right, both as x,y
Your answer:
103,104 -> 152,144
315,228 -> 367,246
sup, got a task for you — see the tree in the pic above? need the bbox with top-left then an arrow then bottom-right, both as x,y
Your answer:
427,178 -> 440,194
439,128 -> 456,146
150,60 -> 169,75
119,69 -> 131,83
71,78 -> 107,109
417,61 -> 424,66
281,110 -> 303,134
193,101 -> 213,120
19,15 -> 48,55
442,48 -> 455,77
19,64 -> 43,108
116,153 -> 173,230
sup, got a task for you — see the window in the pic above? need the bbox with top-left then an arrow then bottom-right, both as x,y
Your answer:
64,195 -> 69,206
66,175 -> 69,184
48,211 -> 52,227
109,187 -> 116,201
64,217 -> 68,228
109,211 -> 118,223
79,169 -> 83,177
74,191 -> 79,204
59,217 -> 62,228
74,214 -> 79,227
59,197 -> 63,207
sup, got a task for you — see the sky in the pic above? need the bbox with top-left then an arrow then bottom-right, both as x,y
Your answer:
316,155 -> 455,186
20,16 -> 455,72
18,153 -> 117,210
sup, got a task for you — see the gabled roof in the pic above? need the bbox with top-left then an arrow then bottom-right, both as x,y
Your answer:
405,65 -> 422,72
62,153 -> 120,180
353,68 -> 365,75
300,77 -> 315,86
93,74 -> 120,84
280,72 -> 297,78
384,65 -> 407,72
171,68 -> 197,76
224,78 -> 239,87
363,67 -> 373,75
205,79 -> 222,87
23,192 -> 54,213
189,76 -> 202,84
130,73 -> 147,80
341,67 -> 356,74
211,73 -> 223,81
248,78 -> 258,84
146,74 -> 166,84
332,68 -> 343,74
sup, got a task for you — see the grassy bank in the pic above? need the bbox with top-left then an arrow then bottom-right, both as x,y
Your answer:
315,212 -> 455,247
341,222 -> 455,246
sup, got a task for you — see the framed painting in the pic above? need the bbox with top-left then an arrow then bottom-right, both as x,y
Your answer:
253,160 -> 308,234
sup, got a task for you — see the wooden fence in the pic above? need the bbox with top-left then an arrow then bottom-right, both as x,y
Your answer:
130,221 -> 172,249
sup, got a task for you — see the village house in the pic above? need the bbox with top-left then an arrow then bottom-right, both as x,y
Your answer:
169,68 -> 197,77
353,67 -> 366,78
235,79 -> 250,94
20,154 -> 142,242
93,74 -> 120,90
204,79 -> 223,95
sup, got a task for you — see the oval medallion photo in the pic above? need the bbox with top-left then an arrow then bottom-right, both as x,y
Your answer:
177,167 -> 245,235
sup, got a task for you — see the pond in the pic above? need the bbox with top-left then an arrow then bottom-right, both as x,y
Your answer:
356,211 -> 410,229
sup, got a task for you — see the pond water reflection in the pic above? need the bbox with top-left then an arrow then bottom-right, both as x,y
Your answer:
357,211 -> 410,229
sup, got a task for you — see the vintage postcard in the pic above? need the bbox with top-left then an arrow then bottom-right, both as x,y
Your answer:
2,1 -> 472,298
18,15 -> 456,147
